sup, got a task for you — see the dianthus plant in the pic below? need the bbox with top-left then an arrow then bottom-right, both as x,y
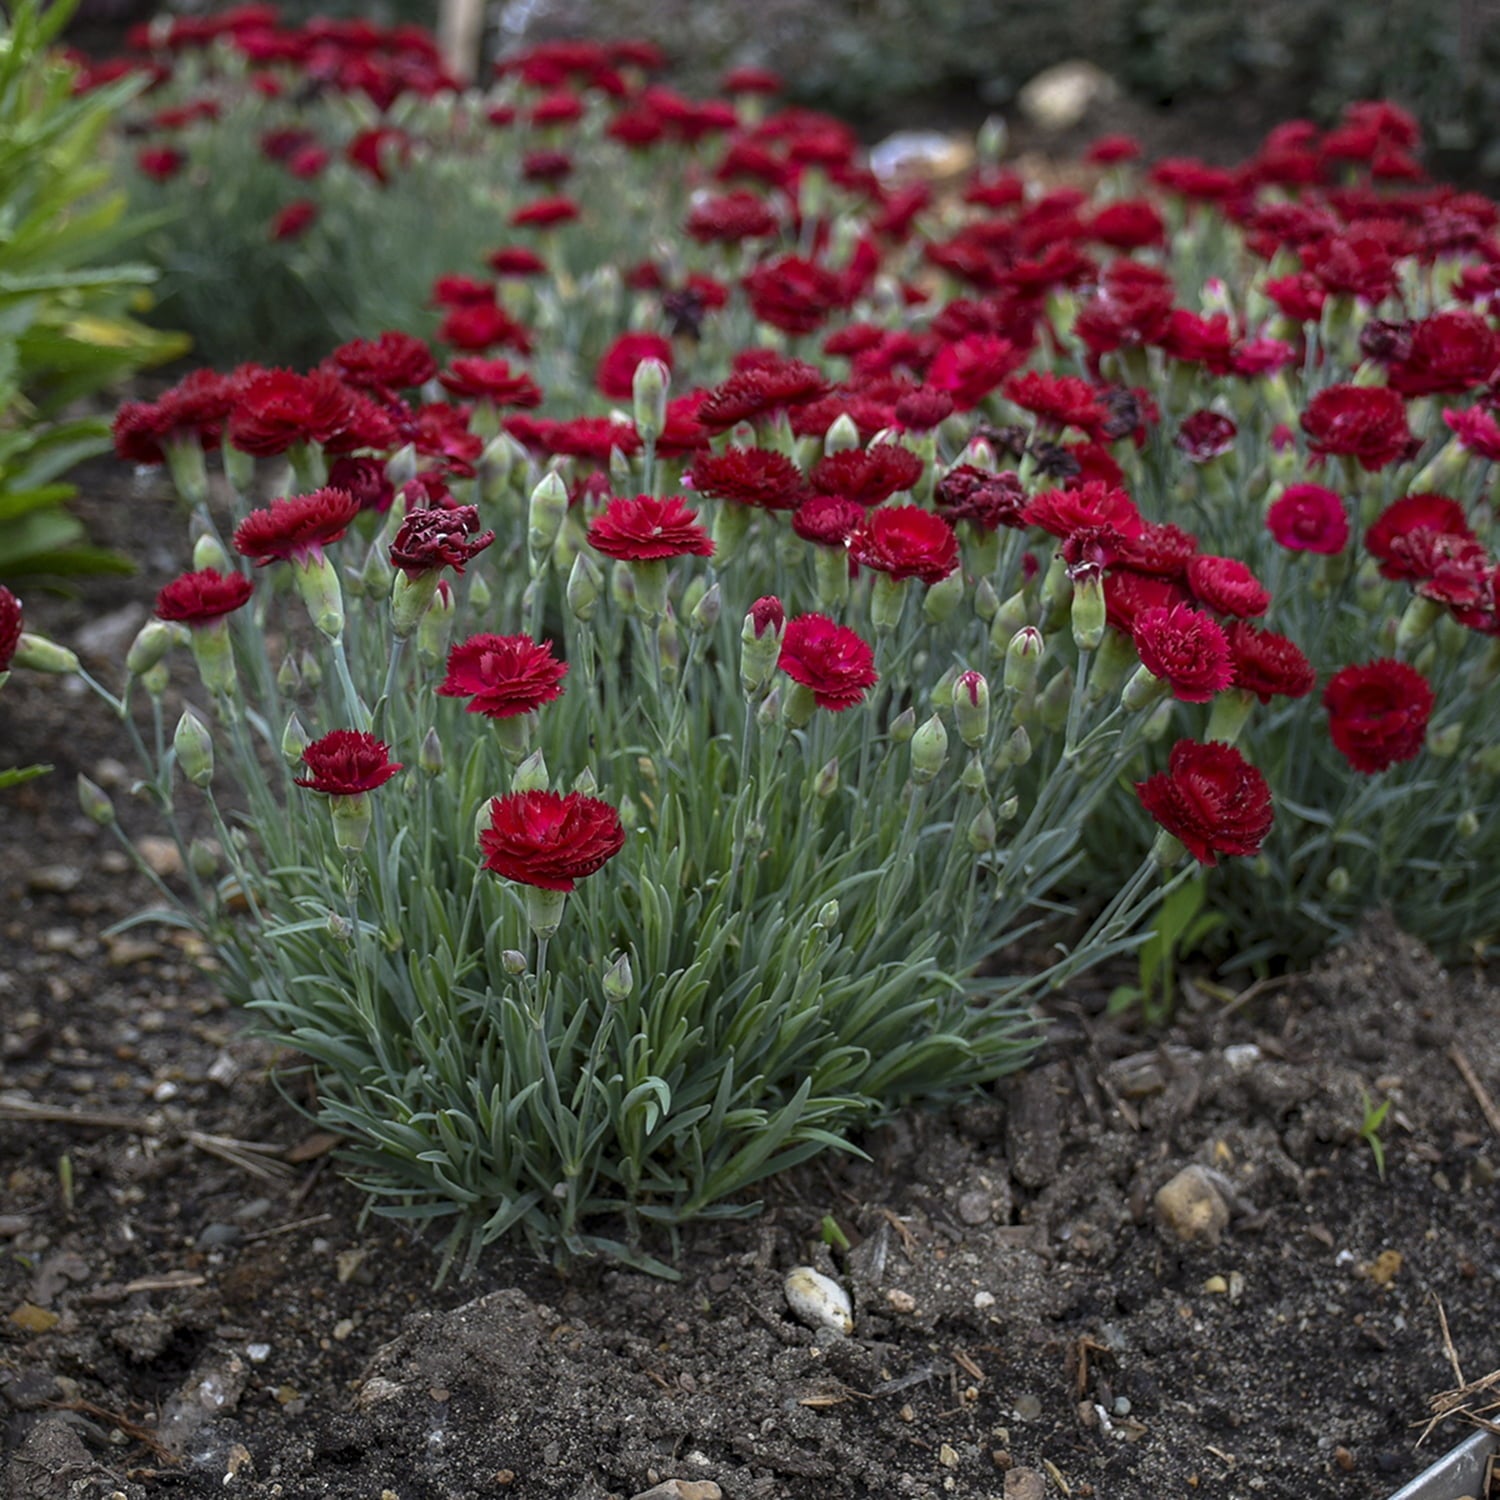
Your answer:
79,350 -> 1278,1277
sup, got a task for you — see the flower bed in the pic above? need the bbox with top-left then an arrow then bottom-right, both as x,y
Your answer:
8,16 -> 1495,1267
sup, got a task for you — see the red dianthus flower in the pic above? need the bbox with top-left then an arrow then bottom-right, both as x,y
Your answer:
436,634 -> 567,718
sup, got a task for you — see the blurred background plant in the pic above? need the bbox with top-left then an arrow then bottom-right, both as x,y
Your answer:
0,0 -> 184,578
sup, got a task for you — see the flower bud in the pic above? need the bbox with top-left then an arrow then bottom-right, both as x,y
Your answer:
298,648 -> 322,689
186,617 -> 237,698
1000,723 -> 1032,768
141,660 -> 169,699
602,952 -> 634,1002
524,886 -> 567,939
126,619 -> 177,677
1427,720 -> 1461,757
77,774 -> 115,827
189,838 -> 219,879
419,727 -> 444,776
327,911 -> 354,941
1086,626 -> 1137,703
1038,666 -> 1073,733
277,653 -> 301,693
608,444 -> 634,496
712,501 -> 751,570
690,580 -> 722,633
996,794 -> 1019,825
976,114 -> 1007,165
391,569 -> 440,638
1070,568 -> 1106,651
511,749 -> 549,793
757,684 -> 783,729
1205,687 -> 1255,747
823,412 -> 861,455
1039,552 -> 1071,616
814,757 -> 839,798
813,545 -> 850,610
889,705 -> 916,743
416,579 -> 455,669
528,471 -> 569,559
607,557 -> 636,613
173,710 -> 214,787
1326,866 -> 1351,897
910,713 -> 949,784
1142,698 -> 1175,742
967,807 -> 998,852
1003,626 -> 1045,695
923,565 -> 963,624
282,711 -> 310,767
1396,594 -> 1443,653
1456,808 -> 1480,840
782,680 -> 816,729
632,357 -> 670,443
191,531 -> 232,574
12,633 -> 80,674
973,576 -> 1000,624
567,551 -> 602,622
740,596 -> 786,697
959,754 -> 986,793
1122,664 -> 1167,711
929,665 -> 959,710
571,767 -> 598,797
292,554 -> 344,641
469,570 -> 492,613
167,438 -> 210,507
501,948 -> 528,976
360,541 -> 392,599
956,436 -> 996,472
656,610 -> 681,682
222,441 -> 255,494
953,670 -> 990,749
993,588 -> 1031,639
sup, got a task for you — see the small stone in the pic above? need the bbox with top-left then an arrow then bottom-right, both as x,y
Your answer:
1366,1250 -> 1402,1286
1202,1275 -> 1228,1295
1016,60 -> 1119,131
336,1248 -> 367,1284
152,1080 -> 179,1103
246,1343 -> 271,1364
1112,1397 -> 1132,1417
92,757 -> 129,788
10,1302 -> 60,1334
98,850 -> 130,875
939,1443 -> 959,1468
224,1444 -> 253,1483
196,1223 -> 241,1249
332,1319 -> 355,1341
974,1290 -> 996,1311
108,934 -> 163,967
1013,1393 -> 1042,1421
357,1377 -> 403,1408
629,1483 -> 723,1500
957,1191 -> 993,1226
234,1198 -> 272,1222
28,865 -> 81,895
1333,1446 -> 1355,1472
1155,1165 -> 1231,1246
135,835 -> 183,878
1223,1043 -> 1262,1072
886,1288 -> 917,1314
1003,1467 -> 1048,1500
784,1267 -> 853,1335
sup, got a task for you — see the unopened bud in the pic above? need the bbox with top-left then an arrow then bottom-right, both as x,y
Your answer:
391,569 -> 440,637
782,680 -> 816,729
1122,664 -> 1167,711
512,749 -> 549,793
930,665 -> 959,710
814,757 -> 839,798
870,571 -> 905,632
1038,666 -> 1073,733
1001,724 -> 1032,768
567,551 -> 602,621
823,412 -> 861,454
1397,594 -> 1443,652
959,754 -> 986,793
756,684 -> 783,729
1456,808 -> 1480,840
297,648 -> 322,690
416,580 -> 455,669
923,565 -> 963,624
419,727 -> 444,776
1070,569 -> 1106,651
327,911 -> 354,941
77,774 -> 116,827
277,653 -> 301,693
12,633 -> 80,674
173,710 -> 214,787
976,114 -> 1007,165
817,898 -> 840,928
524,885 -> 568,939
967,806 -> 998,852
656,610 -> 681,681
127,619 -> 177,677
191,531 -> 232,574
360,542 -> 393,599
528,472 -> 569,558
189,838 -> 219,878
1326,866 -> 1351,897
973,576 -> 1000,624
910,713 -> 949,784
889,705 -> 917,743
690,580 -> 722,633
282,712 -> 311,767
608,444 -> 634,496
602,951 -> 634,1001
1004,626 -> 1045,695
953,670 -> 990,748
501,948 -> 528,976
1142,698 -> 1175,742
469,571 -> 492,612
740,596 -> 786,696
632,357 -> 670,442
1427,720 -> 1461,757
292,554 -> 344,641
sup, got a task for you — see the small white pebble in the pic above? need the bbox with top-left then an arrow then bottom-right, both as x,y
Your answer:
973,1290 -> 996,1310
246,1343 -> 271,1364
784,1267 -> 853,1335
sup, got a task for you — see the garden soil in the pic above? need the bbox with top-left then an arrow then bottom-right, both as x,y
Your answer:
3,470 -> 1499,1500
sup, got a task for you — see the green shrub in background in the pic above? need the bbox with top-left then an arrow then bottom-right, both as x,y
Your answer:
0,0 -> 184,577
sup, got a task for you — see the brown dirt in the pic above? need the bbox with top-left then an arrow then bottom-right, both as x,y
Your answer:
3,469 -> 1500,1500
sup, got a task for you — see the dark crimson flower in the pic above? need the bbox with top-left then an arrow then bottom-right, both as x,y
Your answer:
438,301 -> 534,355
327,455 -> 394,514
1186,555 -> 1270,618
587,495 -> 714,561
778,613 -> 878,710
430,274 -> 495,308
1157,310 -> 1237,375
1365,493 -> 1474,580
655,392 -> 714,459
389,504 -> 494,578
0,586 -> 23,671
1302,234 -> 1398,304
227,368 -> 357,457
438,357 -> 544,408
1116,522 -> 1198,578
608,105 -> 667,149
1085,134 -> 1141,165
233,488 -> 361,565
327,331 -> 436,395
486,246 -> 548,277
1225,621 -> 1316,703
748,595 -> 785,636
1005,371 -> 1110,438
1175,410 -> 1238,463
137,146 -> 185,181
1387,310 -> 1499,397
114,370 -> 244,463
1132,603 -> 1235,703
595,331 -> 672,401
1135,740 -> 1274,866
743,254 -> 845,335
1266,484 -> 1349,555
511,196 -> 579,229
933,466 -> 1027,531
154,568 -> 254,625
927,334 -> 1023,410
436,634 -> 567,717
1301,385 -> 1415,471
722,64 -> 781,93
479,790 -> 625,892
1443,405 -> 1500,462
848,506 -> 959,585
1149,158 -> 1238,202
894,389 -> 955,431
689,447 -> 805,511
1088,199 -> 1166,251
1324,659 -> 1435,773
1075,260 -> 1176,356
527,90 -> 585,126
270,199 -> 317,241
697,360 -> 829,431
1025,481 -> 1144,541
522,148 -> 573,182
294,730 -> 403,794
347,126 -> 408,185
686,190 -> 779,244
506,415 -> 641,466
1263,274 -> 1326,324
809,446 -> 924,507
792,494 -> 865,547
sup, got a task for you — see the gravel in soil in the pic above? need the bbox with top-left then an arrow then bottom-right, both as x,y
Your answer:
3,470 -> 1499,1500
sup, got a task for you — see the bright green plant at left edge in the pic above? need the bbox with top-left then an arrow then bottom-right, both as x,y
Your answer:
0,0 -> 187,579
